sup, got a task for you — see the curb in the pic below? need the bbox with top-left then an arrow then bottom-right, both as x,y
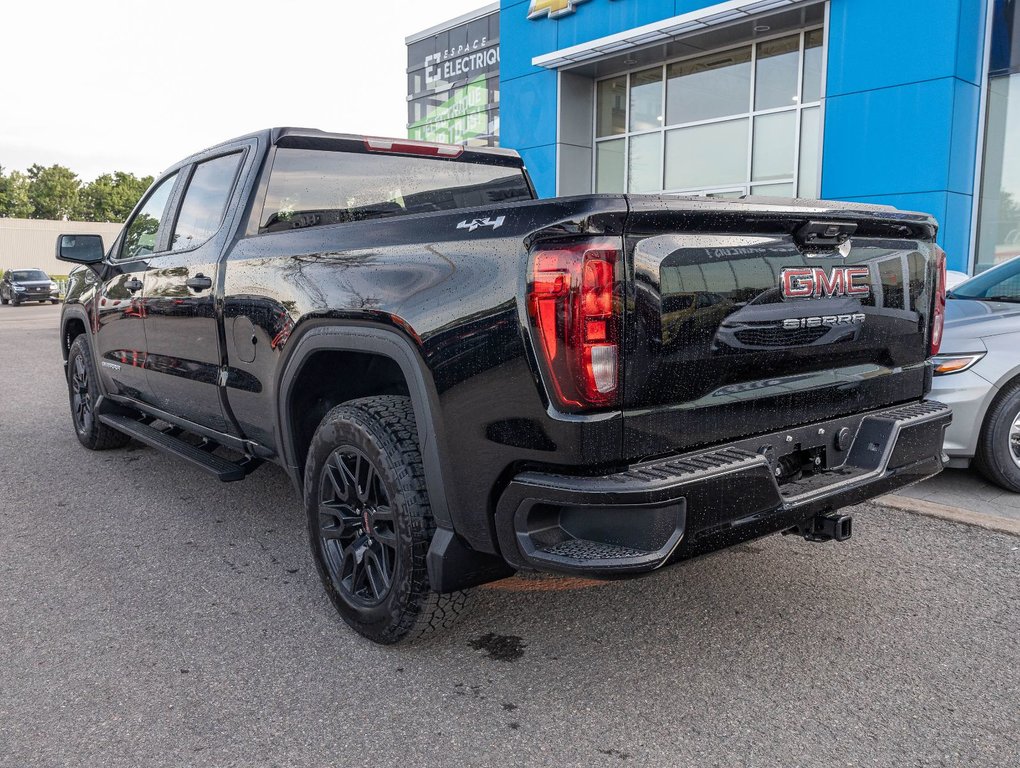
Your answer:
876,494 -> 1020,537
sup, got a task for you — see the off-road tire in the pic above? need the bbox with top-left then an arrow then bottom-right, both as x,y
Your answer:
974,382 -> 1020,493
303,395 -> 469,644
67,335 -> 132,451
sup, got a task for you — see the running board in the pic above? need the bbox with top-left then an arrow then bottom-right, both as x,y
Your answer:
98,414 -> 261,482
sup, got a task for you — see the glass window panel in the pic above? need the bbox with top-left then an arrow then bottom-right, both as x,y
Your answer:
798,107 -> 821,198
596,139 -> 626,193
666,47 -> 751,125
755,35 -> 801,110
803,29 -> 824,104
976,73 -> 1020,270
120,173 -> 177,260
259,149 -> 531,233
752,111 -> 796,182
171,153 -> 242,252
629,133 -> 662,193
596,76 -> 627,137
751,182 -> 795,196
629,67 -> 663,132
665,118 -> 748,190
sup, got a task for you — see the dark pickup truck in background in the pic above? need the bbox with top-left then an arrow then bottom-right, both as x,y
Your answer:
57,128 -> 951,644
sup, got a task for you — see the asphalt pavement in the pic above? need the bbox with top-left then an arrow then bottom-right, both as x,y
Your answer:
1,303 -> 1018,768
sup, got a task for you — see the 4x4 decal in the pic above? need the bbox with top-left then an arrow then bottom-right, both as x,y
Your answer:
457,216 -> 505,232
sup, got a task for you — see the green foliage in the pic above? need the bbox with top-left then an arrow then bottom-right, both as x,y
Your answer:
0,164 -> 152,222
0,169 -> 34,218
78,171 -> 154,222
27,164 -> 80,220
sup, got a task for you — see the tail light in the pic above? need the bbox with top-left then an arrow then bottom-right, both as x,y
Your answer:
931,249 -> 947,356
527,239 -> 622,411
363,137 -> 464,158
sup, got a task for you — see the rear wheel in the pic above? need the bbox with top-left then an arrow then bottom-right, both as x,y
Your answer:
974,382 -> 1020,493
66,335 -> 131,451
303,395 -> 468,644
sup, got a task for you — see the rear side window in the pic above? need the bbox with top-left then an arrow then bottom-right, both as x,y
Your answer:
171,152 -> 242,251
121,172 -> 178,260
259,147 -> 531,233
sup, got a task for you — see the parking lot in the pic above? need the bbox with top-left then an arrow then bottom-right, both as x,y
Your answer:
1,303 -> 1018,768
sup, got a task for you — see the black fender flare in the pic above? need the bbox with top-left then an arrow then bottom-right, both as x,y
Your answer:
275,323 -> 453,530
59,304 -> 94,364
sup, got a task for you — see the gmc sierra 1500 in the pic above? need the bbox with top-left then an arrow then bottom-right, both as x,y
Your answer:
57,128 -> 951,643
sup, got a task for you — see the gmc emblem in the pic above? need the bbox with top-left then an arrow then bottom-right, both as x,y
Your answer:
780,266 -> 871,299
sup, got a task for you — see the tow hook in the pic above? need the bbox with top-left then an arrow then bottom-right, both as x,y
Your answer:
791,512 -> 853,542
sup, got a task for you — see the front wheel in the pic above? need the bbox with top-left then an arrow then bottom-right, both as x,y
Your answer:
974,383 -> 1020,493
66,335 -> 131,451
303,395 -> 468,644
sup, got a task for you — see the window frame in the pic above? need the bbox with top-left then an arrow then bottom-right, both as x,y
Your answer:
591,24 -> 826,198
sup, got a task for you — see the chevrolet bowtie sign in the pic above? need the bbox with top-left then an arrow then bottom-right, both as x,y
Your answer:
528,0 -> 591,19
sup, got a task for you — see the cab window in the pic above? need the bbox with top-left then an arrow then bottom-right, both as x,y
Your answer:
171,152 -> 242,251
120,173 -> 178,260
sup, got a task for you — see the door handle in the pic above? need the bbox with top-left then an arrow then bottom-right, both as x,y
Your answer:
186,274 -> 213,291
124,278 -> 143,293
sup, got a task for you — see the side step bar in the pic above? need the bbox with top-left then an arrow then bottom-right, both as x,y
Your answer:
98,414 -> 261,482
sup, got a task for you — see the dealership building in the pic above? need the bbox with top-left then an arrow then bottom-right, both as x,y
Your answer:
413,0 -> 1018,274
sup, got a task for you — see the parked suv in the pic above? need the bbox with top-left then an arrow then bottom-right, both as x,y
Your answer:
1,269 -> 60,305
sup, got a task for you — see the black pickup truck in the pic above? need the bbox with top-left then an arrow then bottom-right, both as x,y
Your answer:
57,128 -> 951,644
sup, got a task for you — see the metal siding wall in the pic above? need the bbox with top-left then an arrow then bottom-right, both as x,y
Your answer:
0,219 -> 123,275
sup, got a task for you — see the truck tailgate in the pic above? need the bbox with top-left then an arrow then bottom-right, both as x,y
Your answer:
622,196 -> 940,459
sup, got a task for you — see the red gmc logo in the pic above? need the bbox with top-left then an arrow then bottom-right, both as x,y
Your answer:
780,267 -> 871,299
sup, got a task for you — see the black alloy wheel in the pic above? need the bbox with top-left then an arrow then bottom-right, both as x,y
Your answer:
66,335 -> 131,451
303,396 -> 469,644
70,352 -> 94,436
318,446 -> 398,607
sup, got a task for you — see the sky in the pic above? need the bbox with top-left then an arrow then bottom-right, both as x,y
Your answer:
0,0 -> 489,182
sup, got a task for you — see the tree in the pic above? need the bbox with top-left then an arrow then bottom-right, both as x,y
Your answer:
0,168 -> 34,218
77,171 -> 153,222
27,164 -> 80,220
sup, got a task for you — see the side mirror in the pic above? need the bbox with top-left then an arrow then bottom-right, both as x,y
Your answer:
56,234 -> 105,264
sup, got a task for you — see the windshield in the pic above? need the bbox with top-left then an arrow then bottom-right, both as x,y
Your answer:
9,270 -> 49,282
951,256 -> 1020,302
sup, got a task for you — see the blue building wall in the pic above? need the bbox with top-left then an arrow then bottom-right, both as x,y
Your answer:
499,0 -> 990,271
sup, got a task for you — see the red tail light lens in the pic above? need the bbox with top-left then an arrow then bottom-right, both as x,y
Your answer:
931,249 -> 947,356
527,239 -> 622,410
363,137 -> 464,158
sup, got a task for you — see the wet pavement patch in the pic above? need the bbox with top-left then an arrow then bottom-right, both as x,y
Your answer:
468,633 -> 526,662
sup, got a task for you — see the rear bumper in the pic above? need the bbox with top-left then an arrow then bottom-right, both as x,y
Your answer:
495,401 -> 951,575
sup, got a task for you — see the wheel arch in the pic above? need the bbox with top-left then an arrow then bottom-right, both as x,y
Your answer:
277,323 -> 452,530
60,306 -> 92,364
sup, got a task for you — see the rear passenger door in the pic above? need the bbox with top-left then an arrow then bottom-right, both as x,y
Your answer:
141,148 -> 246,434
